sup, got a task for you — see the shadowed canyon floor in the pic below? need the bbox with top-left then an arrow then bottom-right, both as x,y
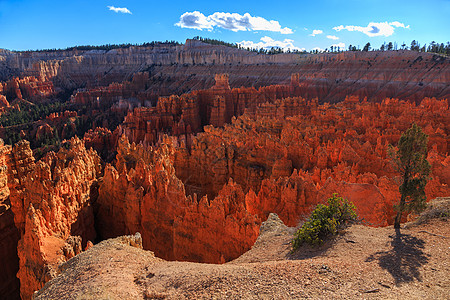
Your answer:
34,200 -> 450,300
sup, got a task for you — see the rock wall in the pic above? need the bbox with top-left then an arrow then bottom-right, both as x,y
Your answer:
7,141 -> 36,234
8,138 -> 101,299
0,76 -> 55,102
96,136 -> 261,264
117,74 -> 302,145
70,72 -> 152,107
83,127 -> 117,160
0,50 -> 448,298
0,139 -> 20,299
171,96 -> 450,227
1,41 -> 448,103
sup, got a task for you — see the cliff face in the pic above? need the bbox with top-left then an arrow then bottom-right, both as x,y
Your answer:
117,74 -> 303,145
7,141 -> 36,234
5,91 -> 444,298
0,45 -> 449,299
96,136 -> 261,264
0,76 -> 55,102
9,138 -> 101,300
171,96 -> 449,227
70,72 -> 152,107
0,139 -> 20,299
113,74 -> 448,229
1,41 -> 448,103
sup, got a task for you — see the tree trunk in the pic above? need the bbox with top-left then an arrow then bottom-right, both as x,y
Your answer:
394,210 -> 402,228
394,177 -> 408,229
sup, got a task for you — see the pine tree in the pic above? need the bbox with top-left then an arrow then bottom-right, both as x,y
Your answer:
388,124 -> 430,229
410,40 -> 421,51
387,42 -> 393,51
363,42 -> 371,52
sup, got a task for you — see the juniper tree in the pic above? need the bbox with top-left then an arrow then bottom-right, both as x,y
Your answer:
389,124 -> 430,229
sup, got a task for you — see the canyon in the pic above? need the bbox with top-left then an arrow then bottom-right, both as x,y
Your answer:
0,40 -> 448,299
1,40 -> 449,103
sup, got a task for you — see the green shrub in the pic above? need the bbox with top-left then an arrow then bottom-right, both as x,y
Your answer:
292,193 -> 357,250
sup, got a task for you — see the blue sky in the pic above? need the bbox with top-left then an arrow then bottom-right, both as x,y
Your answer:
0,0 -> 449,51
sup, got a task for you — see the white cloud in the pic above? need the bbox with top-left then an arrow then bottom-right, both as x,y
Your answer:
175,11 -> 293,34
239,36 -> 304,51
333,21 -> 409,37
311,47 -> 324,52
309,29 -> 323,36
326,35 -> 339,40
389,21 -> 410,29
107,6 -> 132,14
176,11 -> 212,30
331,42 -> 346,49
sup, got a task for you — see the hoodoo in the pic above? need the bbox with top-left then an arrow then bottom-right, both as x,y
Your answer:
0,39 -> 448,299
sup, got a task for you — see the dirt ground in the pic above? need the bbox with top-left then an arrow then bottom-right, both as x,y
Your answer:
34,200 -> 450,300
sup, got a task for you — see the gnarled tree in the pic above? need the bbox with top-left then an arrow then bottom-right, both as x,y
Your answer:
389,124 -> 430,229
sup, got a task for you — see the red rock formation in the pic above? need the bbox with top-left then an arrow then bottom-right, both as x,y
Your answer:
0,76 -> 55,102
7,141 -> 36,234
118,74 -> 305,145
17,76 -> 55,101
2,40 -> 448,103
70,72 -> 153,108
212,73 -> 231,90
0,139 -> 20,299
0,59 -> 447,299
35,124 -> 54,141
0,94 -> 9,108
1,44 -> 449,300
10,137 -> 101,299
170,96 -> 449,227
96,136 -> 261,263
317,180 -> 393,226
83,127 -> 117,159
45,111 -> 77,122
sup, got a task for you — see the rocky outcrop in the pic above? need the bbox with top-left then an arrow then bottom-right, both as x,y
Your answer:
83,127 -> 117,160
0,48 -> 448,298
0,139 -> 20,299
171,96 -> 449,227
96,136 -> 261,264
32,197 -> 450,300
35,124 -> 54,141
0,76 -> 55,102
11,137 -> 101,299
7,140 -> 36,234
1,41 -> 448,103
0,94 -> 9,108
98,95 -> 449,265
118,74 -> 305,145
70,72 -> 153,108
0,139 -> 10,203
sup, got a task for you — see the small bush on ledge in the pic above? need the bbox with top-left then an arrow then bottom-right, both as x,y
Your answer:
292,193 -> 357,250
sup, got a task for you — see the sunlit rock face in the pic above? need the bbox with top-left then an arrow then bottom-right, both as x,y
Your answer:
1,41 -> 448,101
0,139 -> 20,299
96,136 -> 261,264
8,138 -> 101,300
170,95 -> 449,227
0,42 -> 448,299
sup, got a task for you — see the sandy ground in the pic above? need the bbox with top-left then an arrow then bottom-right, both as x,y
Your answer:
34,203 -> 449,300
